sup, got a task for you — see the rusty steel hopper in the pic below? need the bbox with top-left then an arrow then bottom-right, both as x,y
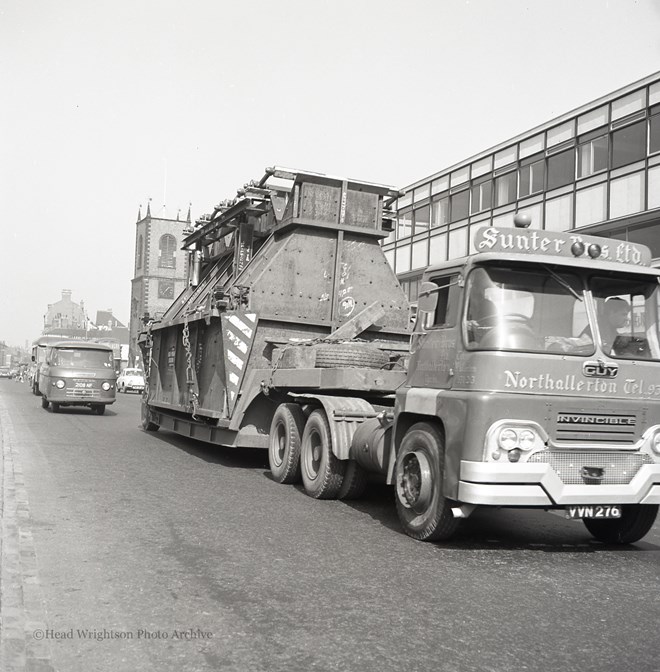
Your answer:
140,167 -> 411,423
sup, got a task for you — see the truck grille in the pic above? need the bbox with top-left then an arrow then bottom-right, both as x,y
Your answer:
528,451 -> 652,485
553,411 -> 638,445
65,388 -> 100,399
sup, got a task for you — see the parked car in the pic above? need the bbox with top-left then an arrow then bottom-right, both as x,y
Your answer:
0,366 -> 12,378
116,368 -> 145,393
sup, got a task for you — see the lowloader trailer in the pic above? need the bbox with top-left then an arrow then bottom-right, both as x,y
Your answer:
140,167 -> 660,543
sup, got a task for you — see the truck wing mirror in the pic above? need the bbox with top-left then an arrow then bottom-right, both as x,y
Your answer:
417,281 -> 440,313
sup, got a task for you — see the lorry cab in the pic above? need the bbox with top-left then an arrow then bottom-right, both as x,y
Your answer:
395,221 -> 660,543
38,341 -> 116,415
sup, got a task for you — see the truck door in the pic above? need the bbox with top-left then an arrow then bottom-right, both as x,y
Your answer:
407,273 -> 460,389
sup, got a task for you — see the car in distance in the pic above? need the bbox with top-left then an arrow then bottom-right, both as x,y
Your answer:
0,366 -> 12,378
116,368 -> 145,393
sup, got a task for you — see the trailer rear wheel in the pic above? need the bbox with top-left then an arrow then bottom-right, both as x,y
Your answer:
314,344 -> 388,369
338,460 -> 368,500
583,504 -> 659,544
269,403 -> 305,484
141,400 -> 159,432
41,396 -> 49,410
394,422 -> 459,541
301,409 -> 345,499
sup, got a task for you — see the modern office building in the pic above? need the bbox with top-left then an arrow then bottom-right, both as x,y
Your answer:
386,71 -> 660,303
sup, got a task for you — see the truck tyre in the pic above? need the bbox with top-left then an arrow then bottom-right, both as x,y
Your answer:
141,400 -> 159,432
41,396 -> 49,410
51,402 -> 60,413
269,403 -> 305,484
338,460 -> 368,500
583,504 -> 659,544
93,404 -> 105,416
394,422 -> 459,542
301,409 -> 345,499
314,344 -> 389,370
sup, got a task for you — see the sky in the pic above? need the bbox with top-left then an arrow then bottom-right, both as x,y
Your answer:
1,0 -> 660,347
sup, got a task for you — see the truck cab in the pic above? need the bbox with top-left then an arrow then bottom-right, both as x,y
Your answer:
393,220 -> 660,543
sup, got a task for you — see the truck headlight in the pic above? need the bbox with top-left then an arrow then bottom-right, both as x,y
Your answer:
488,422 -> 546,462
498,428 -> 517,451
102,382 -> 112,391
55,380 -> 65,389
652,432 -> 660,455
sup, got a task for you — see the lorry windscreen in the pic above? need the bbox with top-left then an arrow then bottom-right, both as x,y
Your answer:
464,264 -> 660,360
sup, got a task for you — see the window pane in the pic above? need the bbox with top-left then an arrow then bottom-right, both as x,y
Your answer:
448,227 -> 467,258
471,156 -> 492,178
519,160 -> 545,197
578,106 -> 608,134
414,184 -> 430,202
650,113 -> 660,154
547,149 -> 575,190
470,180 -> 492,214
545,194 -> 573,232
450,190 -> 469,221
450,166 -> 469,187
395,245 -> 411,274
412,239 -> 429,269
429,233 -> 447,264
575,183 -> 607,227
611,121 -> 646,169
611,90 -> 645,121
578,135 -> 608,178
432,197 -> 448,227
547,121 -> 574,147
520,134 -> 544,158
494,146 -> 517,169
648,165 -> 660,209
610,172 -> 645,218
397,211 -> 412,239
413,205 -> 430,234
495,172 -> 517,206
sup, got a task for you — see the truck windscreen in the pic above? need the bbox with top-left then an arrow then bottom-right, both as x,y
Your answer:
464,264 -> 660,360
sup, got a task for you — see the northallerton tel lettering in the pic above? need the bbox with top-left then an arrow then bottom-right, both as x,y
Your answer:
557,414 -> 636,425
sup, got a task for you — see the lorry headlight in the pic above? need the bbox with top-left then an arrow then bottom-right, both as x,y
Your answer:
519,429 -> 536,451
487,422 -> 547,462
55,380 -> 65,389
498,428 -> 517,451
652,432 -> 660,455
102,382 -> 112,391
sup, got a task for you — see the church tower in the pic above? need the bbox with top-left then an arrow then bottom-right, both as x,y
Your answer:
128,201 -> 191,367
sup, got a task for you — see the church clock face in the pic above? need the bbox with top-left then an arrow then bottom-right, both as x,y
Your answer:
158,279 -> 175,299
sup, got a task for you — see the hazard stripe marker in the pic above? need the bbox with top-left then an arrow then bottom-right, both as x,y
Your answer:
221,312 -> 257,414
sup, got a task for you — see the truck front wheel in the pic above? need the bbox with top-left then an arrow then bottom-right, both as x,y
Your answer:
394,422 -> 459,541
41,396 -> 49,410
269,403 -> 305,484
300,409 -> 345,499
583,504 -> 659,544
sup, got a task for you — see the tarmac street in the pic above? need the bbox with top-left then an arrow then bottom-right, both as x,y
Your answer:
0,379 -> 659,672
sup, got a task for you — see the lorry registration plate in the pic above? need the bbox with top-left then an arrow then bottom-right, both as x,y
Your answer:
566,505 -> 622,519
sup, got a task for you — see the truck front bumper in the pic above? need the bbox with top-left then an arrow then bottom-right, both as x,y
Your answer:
458,460 -> 660,506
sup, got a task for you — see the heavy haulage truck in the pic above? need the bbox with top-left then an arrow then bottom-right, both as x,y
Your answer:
139,166 -> 660,544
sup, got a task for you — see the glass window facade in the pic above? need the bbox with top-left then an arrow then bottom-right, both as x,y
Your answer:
389,73 -> 660,300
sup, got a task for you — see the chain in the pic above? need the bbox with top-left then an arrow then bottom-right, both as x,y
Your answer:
182,318 -> 200,420
143,322 -> 153,398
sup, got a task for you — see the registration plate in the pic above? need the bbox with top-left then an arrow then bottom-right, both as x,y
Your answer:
566,505 -> 622,519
